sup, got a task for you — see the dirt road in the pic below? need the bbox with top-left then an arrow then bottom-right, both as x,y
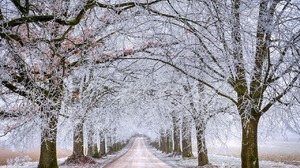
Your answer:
105,137 -> 171,168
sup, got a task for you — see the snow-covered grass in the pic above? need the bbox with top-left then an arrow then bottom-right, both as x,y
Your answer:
0,151 -> 127,168
1,138 -> 299,168
0,157 -> 67,168
204,137 -> 300,167
150,150 -> 299,168
146,139 -> 300,168
0,139 -> 134,168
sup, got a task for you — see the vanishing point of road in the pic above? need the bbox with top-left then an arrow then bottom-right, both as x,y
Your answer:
105,137 -> 171,168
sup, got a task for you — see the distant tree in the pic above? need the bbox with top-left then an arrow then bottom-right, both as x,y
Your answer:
72,120 -> 84,158
171,109 -> 181,155
165,129 -> 173,154
87,127 -> 100,158
181,110 -> 194,158
99,132 -> 106,156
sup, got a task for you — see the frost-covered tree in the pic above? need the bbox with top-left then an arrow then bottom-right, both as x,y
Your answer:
0,0 -> 163,167
181,110 -> 194,159
134,0 -> 300,167
66,66 -> 115,159
182,80 -> 230,165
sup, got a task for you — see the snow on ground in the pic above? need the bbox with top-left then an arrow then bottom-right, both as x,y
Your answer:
150,150 -> 299,168
204,136 -> 300,166
105,138 -> 171,168
0,153 -> 120,168
0,139 -> 134,168
0,157 -> 67,168
1,138 -> 299,168
145,139 -> 300,168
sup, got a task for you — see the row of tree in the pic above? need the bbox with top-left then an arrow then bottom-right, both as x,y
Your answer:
1,1 -> 300,168
143,71 -> 231,166
0,0 -> 163,167
132,1 -> 300,167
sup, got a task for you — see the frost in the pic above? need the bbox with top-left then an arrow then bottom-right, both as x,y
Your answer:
6,156 -> 31,166
0,0 -> 300,167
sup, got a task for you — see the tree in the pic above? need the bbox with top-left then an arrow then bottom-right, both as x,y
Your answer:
136,1 -> 300,167
99,132 -> 106,156
72,120 -> 84,158
69,87 -> 84,158
87,127 -> 100,158
0,0 -> 163,167
162,72 -> 223,165
165,129 -> 173,154
182,82 -> 211,165
171,110 -> 181,155
181,110 -> 194,158
159,129 -> 166,152
0,0 -> 98,166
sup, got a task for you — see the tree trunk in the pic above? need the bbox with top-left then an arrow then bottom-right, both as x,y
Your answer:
91,144 -> 100,158
166,129 -> 173,153
72,122 -> 84,157
38,114 -> 58,168
160,129 -> 166,152
107,134 -> 114,153
182,114 -> 194,158
241,117 -> 260,168
99,133 -> 106,156
87,129 -> 93,156
113,134 -> 118,152
150,140 -> 159,150
87,129 -> 100,158
172,114 -> 181,155
195,120 -> 208,166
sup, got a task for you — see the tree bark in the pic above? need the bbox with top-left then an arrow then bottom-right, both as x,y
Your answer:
90,144 -> 100,158
87,129 -> 93,156
182,114 -> 194,158
38,114 -> 58,168
166,129 -> 173,153
241,116 -> 260,168
107,134 -> 113,153
160,129 -> 166,152
99,133 -> 106,156
195,120 -> 208,166
172,114 -> 181,155
72,122 -> 84,157
87,128 -> 100,158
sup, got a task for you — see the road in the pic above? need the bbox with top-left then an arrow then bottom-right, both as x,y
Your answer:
105,137 -> 171,168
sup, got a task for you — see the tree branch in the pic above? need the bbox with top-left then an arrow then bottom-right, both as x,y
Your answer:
0,33 -> 24,46
1,81 -> 27,97
11,0 -> 27,15
120,56 -> 238,105
0,8 -> 4,20
0,110 -> 20,118
261,73 -> 299,114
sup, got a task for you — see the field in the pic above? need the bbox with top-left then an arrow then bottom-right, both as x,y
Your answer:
0,149 -> 71,166
0,137 -> 299,167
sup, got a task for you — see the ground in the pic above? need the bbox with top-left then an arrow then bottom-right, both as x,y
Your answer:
106,137 -> 170,168
0,137 -> 299,168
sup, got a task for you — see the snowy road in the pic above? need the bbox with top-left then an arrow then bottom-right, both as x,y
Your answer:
105,137 -> 171,168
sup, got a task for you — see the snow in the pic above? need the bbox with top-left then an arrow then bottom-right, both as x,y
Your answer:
0,139 -> 134,168
105,137 -> 171,168
145,138 -> 300,168
0,158 -> 67,168
150,151 -> 299,168
0,138 -> 299,168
